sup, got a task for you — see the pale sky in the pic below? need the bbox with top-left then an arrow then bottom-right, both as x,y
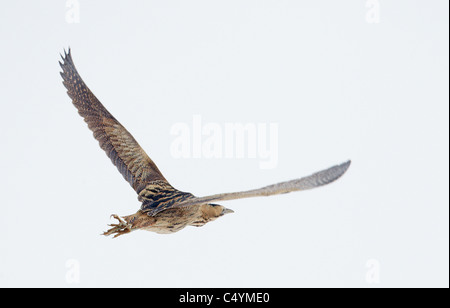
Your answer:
0,0 -> 448,287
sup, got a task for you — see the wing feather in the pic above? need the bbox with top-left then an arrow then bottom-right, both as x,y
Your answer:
171,160 -> 351,209
60,48 -> 168,194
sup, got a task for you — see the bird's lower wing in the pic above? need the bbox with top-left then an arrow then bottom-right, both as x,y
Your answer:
172,160 -> 351,208
60,49 -> 168,194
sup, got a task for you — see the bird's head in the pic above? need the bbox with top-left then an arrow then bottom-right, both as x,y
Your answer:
190,203 -> 234,227
209,203 -> 235,217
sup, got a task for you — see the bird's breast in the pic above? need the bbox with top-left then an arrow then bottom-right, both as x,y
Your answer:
141,207 -> 200,234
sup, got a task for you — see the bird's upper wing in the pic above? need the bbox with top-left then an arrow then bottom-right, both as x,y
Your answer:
60,49 -> 168,194
164,160 -> 351,210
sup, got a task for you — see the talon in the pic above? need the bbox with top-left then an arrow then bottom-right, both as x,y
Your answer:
103,214 -> 132,238
110,214 -> 126,225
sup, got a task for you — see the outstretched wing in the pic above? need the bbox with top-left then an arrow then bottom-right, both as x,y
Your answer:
60,48 -> 168,194
168,160 -> 351,210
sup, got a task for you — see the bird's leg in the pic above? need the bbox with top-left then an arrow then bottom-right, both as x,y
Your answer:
103,211 -> 157,238
103,214 -> 133,238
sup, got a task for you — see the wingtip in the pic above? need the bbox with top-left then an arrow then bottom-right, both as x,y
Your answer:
329,160 -> 351,183
60,47 -> 73,63
337,160 -> 351,175
342,159 -> 351,170
59,47 -> 76,78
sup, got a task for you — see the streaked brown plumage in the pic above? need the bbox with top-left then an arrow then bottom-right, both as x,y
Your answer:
60,48 -> 351,238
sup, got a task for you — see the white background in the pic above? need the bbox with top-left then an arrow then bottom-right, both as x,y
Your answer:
0,0 -> 448,287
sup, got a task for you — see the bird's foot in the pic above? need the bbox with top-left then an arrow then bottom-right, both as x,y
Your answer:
102,214 -> 132,238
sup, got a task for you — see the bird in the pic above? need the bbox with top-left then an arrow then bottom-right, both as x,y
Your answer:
59,48 -> 351,238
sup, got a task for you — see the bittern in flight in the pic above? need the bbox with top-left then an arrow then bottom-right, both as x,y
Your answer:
59,49 -> 351,238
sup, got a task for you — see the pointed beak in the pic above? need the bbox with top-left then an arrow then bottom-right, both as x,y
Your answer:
222,208 -> 234,215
